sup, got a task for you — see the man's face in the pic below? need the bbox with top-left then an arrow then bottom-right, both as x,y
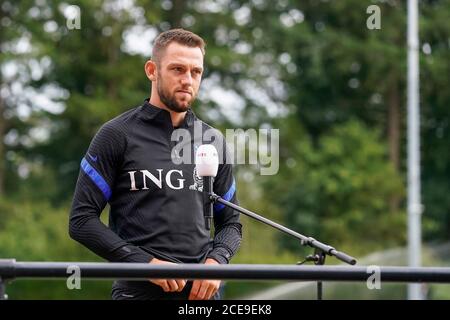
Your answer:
155,42 -> 204,113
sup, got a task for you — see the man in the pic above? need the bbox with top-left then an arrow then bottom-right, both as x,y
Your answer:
69,29 -> 242,300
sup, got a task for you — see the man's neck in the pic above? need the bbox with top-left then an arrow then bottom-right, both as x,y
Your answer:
149,96 -> 186,127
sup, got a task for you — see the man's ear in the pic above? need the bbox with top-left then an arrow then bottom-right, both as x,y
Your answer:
145,60 -> 157,81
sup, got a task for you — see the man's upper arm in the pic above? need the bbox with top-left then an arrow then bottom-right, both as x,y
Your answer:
70,122 -> 125,225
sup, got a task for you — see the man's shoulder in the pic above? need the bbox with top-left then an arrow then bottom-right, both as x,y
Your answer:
108,105 -> 141,125
100,105 -> 141,135
193,115 -> 225,140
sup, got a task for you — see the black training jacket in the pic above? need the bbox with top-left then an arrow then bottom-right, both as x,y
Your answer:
69,99 -> 242,264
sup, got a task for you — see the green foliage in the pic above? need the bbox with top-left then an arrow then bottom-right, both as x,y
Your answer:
420,0 -> 450,241
267,120 -> 406,257
0,199 -> 112,299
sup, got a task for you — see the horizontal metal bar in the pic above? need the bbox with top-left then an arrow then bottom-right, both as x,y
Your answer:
1,261 -> 450,283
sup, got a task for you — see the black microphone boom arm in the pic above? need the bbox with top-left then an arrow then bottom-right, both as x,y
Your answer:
208,193 -> 357,266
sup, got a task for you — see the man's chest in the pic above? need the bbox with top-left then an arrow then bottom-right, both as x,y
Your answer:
116,126 -> 204,193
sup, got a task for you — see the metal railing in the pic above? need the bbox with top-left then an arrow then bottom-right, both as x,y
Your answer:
1,259 -> 450,299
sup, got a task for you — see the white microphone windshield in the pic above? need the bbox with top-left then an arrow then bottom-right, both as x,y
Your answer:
195,144 -> 219,177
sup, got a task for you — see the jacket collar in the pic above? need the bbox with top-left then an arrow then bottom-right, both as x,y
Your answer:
141,98 -> 195,128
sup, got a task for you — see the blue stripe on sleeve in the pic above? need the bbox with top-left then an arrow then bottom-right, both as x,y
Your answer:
81,157 -> 112,201
214,178 -> 236,213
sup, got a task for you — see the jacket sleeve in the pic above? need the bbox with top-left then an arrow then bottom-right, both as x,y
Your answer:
207,140 -> 242,264
69,122 -> 154,263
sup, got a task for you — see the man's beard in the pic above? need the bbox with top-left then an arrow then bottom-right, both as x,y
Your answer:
157,77 -> 196,113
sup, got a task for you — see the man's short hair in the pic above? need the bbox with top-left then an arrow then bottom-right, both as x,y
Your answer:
152,28 -> 206,65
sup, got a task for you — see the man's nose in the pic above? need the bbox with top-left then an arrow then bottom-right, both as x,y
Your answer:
180,71 -> 193,86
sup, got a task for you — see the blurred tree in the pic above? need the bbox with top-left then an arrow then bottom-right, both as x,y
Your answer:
243,0 -> 449,245
0,0 -> 47,196
266,119 -> 405,256
420,0 -> 450,241
0,199 -> 112,299
262,0 -> 407,212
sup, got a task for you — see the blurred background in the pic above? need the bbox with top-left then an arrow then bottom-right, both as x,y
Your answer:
0,0 -> 449,299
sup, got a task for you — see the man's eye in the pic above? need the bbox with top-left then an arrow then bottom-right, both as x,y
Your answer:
174,67 -> 183,72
